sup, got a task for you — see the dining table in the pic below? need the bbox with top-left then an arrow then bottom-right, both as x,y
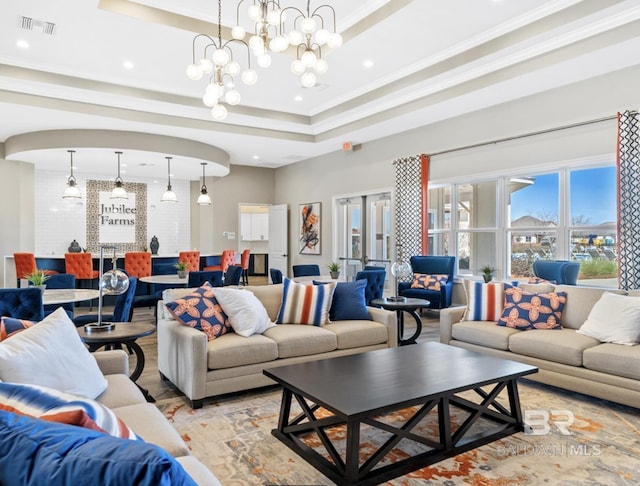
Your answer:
43,288 -> 100,306
139,274 -> 189,286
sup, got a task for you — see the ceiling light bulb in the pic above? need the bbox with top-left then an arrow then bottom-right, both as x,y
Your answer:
291,59 -> 305,76
205,82 -> 224,99
16,39 -> 29,49
247,5 -> 261,21
186,63 -> 203,80
301,71 -> 317,88
202,92 -> 217,107
301,17 -> 316,34
212,48 -> 229,66
225,89 -> 241,105
315,29 -> 330,45
301,50 -> 317,68
161,188 -> 177,202
211,104 -> 228,121
199,58 -> 213,73
241,69 -> 258,85
231,25 -> 246,40
249,35 -> 265,55
266,9 -> 282,25
327,32 -> 343,49
197,192 -> 212,205
225,60 -> 241,76
257,53 -> 272,68
63,184 -> 81,199
314,58 -> 328,74
269,35 -> 289,53
288,30 -> 303,46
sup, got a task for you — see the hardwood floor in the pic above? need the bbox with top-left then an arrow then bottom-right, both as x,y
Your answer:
81,278 -> 441,404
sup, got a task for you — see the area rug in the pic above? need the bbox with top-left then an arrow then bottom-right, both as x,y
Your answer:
155,381 -> 640,485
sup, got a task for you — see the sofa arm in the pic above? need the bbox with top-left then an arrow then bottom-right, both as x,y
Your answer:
439,305 -> 466,343
157,313 -> 208,402
93,350 -> 129,376
367,306 -> 398,348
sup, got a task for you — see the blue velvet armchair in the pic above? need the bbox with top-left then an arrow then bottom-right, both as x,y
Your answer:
532,260 -> 580,285
398,256 -> 456,310
355,269 -> 386,305
0,287 -> 44,321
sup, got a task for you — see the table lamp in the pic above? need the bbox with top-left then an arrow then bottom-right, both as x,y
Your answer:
84,246 -> 129,333
389,259 -> 411,302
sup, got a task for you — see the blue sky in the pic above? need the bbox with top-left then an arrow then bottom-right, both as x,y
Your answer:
511,167 -> 617,225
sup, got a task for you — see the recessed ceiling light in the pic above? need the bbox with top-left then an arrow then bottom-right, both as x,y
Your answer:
123,61 -> 134,69
252,155 -> 260,160
294,95 -> 303,102
363,60 -> 374,68
16,39 -> 29,49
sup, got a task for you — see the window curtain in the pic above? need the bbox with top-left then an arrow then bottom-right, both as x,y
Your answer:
393,154 -> 429,261
617,110 -> 640,290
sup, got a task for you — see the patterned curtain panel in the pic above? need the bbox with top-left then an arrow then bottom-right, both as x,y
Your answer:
393,155 -> 424,262
617,110 -> 640,290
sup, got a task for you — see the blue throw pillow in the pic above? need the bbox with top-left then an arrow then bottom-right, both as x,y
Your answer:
314,279 -> 371,321
0,410 -> 197,486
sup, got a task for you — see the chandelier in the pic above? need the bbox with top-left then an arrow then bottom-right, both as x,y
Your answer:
232,0 -> 342,88
186,0 -> 257,121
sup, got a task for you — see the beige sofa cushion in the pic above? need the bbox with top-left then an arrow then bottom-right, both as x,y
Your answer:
509,329 -> 600,366
263,324 -> 337,358
323,321 -> 388,349
112,403 -> 190,458
96,374 -> 147,409
451,321 -> 520,350
176,457 -> 221,486
555,285 -> 625,330
206,333 -> 278,370
583,343 -> 640,380
244,284 -> 283,321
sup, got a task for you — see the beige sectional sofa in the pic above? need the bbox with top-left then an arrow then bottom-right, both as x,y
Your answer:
157,284 -> 397,408
94,350 -> 220,485
440,284 -> 640,409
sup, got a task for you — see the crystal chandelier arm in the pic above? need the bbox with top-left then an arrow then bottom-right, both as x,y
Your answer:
311,5 -> 337,31
192,33 -> 218,60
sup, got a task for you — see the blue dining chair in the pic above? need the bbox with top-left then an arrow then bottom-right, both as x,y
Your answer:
72,277 -> 138,327
355,269 -> 386,306
0,287 -> 44,321
41,273 -> 76,318
270,268 -> 283,284
292,264 -> 321,277
188,270 -> 223,288
223,265 -> 243,286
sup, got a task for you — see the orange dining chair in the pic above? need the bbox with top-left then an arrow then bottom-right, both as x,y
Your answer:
240,249 -> 250,285
64,252 -> 100,288
124,252 -> 151,278
14,252 -> 58,288
178,251 -> 200,273
204,250 -> 236,274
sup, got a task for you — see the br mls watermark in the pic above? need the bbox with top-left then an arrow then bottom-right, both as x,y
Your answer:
497,409 -> 602,457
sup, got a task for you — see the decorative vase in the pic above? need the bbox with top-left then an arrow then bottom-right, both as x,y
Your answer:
150,236 -> 159,255
68,239 -> 81,253
177,270 -> 187,279
330,271 -> 340,279
36,284 -> 46,294
483,274 -> 492,283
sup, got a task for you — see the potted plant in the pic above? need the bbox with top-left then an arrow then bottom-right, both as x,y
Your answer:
175,261 -> 189,278
480,265 -> 496,283
25,269 -> 50,291
327,262 -> 340,279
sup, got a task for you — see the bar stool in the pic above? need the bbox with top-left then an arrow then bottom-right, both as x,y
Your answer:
124,252 -> 151,279
13,252 -> 58,288
178,251 -> 200,273
204,249 -> 236,274
64,253 -> 100,288
240,249 -> 250,285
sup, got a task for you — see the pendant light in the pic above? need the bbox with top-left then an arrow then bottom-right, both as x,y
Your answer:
62,149 -> 81,199
160,156 -> 178,202
197,162 -> 212,205
111,151 -> 128,199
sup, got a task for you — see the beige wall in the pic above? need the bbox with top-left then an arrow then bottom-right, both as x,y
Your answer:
0,154 -> 35,287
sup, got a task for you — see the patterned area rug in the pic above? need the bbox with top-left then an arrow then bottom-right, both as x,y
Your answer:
156,380 -> 640,485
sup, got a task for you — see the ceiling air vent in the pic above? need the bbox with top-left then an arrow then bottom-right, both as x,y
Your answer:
18,16 -> 56,35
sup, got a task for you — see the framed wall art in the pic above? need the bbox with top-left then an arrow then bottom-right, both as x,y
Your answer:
299,202 -> 321,254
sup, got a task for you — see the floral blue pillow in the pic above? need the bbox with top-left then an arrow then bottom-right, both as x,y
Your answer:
165,283 -> 231,340
498,287 -> 567,330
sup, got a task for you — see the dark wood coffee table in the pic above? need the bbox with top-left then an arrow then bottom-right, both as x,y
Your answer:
264,342 -> 537,486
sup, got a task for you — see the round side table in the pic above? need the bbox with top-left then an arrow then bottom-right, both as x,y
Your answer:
371,297 -> 431,346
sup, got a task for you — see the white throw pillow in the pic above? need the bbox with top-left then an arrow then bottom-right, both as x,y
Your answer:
212,288 -> 275,337
0,308 -> 108,398
577,292 -> 640,345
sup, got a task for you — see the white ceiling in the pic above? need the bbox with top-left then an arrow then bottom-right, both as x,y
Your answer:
1,0 -> 639,180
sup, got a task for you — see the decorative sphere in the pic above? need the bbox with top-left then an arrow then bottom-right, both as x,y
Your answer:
211,103 -> 228,121
186,63 -> 202,80
315,28 -> 329,45
225,61 -> 241,76
327,32 -> 343,49
269,35 -> 289,53
198,58 -> 213,73
301,71 -> 317,88
391,261 -> 411,278
257,53 -> 272,68
247,5 -> 261,21
266,9 -> 282,25
205,83 -> 224,99
100,269 -> 129,295
288,30 -> 303,46
231,25 -> 246,40
314,58 -> 328,74
249,35 -> 265,55
212,48 -> 229,66
225,89 -> 241,105
241,69 -> 258,85
301,49 -> 317,68
300,17 -> 316,34
290,59 -> 305,76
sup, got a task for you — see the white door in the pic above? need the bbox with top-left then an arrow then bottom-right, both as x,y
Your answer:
268,204 -> 288,281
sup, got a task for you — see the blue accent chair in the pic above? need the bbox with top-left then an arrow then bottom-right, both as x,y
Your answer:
188,271 -> 223,288
398,256 -> 456,310
270,268 -> 283,284
72,278 -> 138,327
41,273 -> 76,319
532,260 -> 581,285
292,264 -> 321,277
0,287 -> 44,321
355,269 -> 386,306
223,265 -> 243,286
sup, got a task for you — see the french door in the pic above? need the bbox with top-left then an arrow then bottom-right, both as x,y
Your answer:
334,191 -> 392,281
